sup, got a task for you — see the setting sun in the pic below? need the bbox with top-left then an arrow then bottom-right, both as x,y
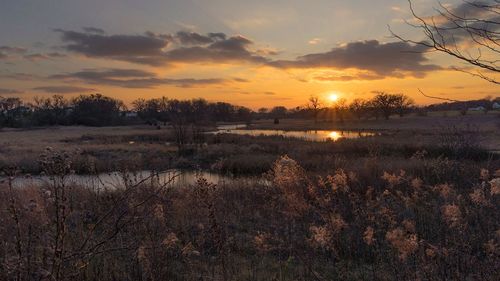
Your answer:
328,93 -> 340,102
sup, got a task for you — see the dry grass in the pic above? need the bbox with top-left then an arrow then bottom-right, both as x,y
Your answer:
0,151 -> 498,281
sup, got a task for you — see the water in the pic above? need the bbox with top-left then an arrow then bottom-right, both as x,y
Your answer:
212,125 -> 376,142
5,170 -> 259,190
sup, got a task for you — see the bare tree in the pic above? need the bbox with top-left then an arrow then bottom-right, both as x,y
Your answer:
393,94 -> 415,117
371,92 -> 410,120
392,0 -> 500,84
307,95 -> 322,123
333,98 -> 348,123
349,98 -> 370,120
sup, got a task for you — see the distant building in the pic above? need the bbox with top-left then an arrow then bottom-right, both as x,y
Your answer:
468,106 -> 486,111
493,102 -> 500,109
124,111 -> 138,118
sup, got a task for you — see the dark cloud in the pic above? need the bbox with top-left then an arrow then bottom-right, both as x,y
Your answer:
269,40 -> 441,78
82,27 -> 105,34
47,52 -> 67,58
55,28 -> 170,65
0,88 -> 24,94
50,68 -> 234,88
163,35 -> 267,64
55,28 -> 267,66
53,28 -> 442,79
175,31 -> 225,45
33,86 -> 96,94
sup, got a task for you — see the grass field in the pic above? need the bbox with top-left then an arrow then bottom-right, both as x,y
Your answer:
1,113 -> 499,281
1,113 -> 498,175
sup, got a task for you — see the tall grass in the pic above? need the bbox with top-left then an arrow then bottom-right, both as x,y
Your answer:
1,147 -> 498,280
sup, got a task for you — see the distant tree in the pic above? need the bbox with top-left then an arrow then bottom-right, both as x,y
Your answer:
211,102 -> 235,122
393,94 -> 415,117
258,107 -> 269,114
333,98 -> 348,123
191,98 -> 210,144
236,107 -> 252,125
308,95 -> 322,123
370,92 -> 408,120
270,106 -> 288,119
31,95 -> 69,126
165,99 -> 192,151
349,98 -> 370,120
71,94 -> 124,126
0,96 -> 25,127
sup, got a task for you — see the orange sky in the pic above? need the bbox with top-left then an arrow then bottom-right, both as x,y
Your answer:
0,0 -> 498,109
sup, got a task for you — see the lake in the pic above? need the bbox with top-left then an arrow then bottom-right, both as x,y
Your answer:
212,124 -> 377,142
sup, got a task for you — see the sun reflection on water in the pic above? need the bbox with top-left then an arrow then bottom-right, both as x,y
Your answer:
327,131 -> 343,141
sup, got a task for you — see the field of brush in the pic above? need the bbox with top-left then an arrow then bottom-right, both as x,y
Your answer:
0,112 -> 499,280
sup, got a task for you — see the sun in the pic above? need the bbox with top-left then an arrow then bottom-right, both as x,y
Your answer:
328,93 -> 340,102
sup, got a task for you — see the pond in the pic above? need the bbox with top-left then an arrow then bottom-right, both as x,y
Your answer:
5,170 -> 263,190
212,125 -> 377,142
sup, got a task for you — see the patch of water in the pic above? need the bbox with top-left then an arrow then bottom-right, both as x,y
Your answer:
212,125 -> 377,142
5,170 -> 261,189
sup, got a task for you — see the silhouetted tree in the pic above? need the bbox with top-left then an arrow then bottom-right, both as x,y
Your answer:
71,94 -> 124,126
270,106 -> 288,119
308,95 -> 322,123
333,98 -> 348,123
31,95 -> 70,126
396,94 -> 414,117
349,98 -> 370,120
371,92 -> 411,120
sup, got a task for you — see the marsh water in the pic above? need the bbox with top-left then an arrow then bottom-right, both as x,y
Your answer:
6,170 -> 262,189
213,124 -> 377,142
5,125 -> 377,189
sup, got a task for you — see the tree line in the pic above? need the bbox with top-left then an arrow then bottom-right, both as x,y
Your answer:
0,94 -> 253,128
2,92 -> 495,129
0,94 -> 125,128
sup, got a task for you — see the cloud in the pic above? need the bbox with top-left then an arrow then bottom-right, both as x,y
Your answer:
23,52 -> 66,61
308,38 -> 322,45
32,86 -> 96,94
0,46 -> 27,54
175,31 -> 226,45
50,68 -> 235,88
82,27 -> 105,34
55,28 -> 170,65
0,46 -> 27,60
416,1 -> 500,44
269,40 -> 441,78
55,28 -> 267,66
313,72 -> 385,82
391,6 -> 402,12
53,28 -> 444,80
163,35 -> 268,64
233,78 -> 249,82
0,72 -> 41,80
0,88 -> 24,94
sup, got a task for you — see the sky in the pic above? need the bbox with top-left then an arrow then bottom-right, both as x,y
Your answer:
0,0 -> 498,109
